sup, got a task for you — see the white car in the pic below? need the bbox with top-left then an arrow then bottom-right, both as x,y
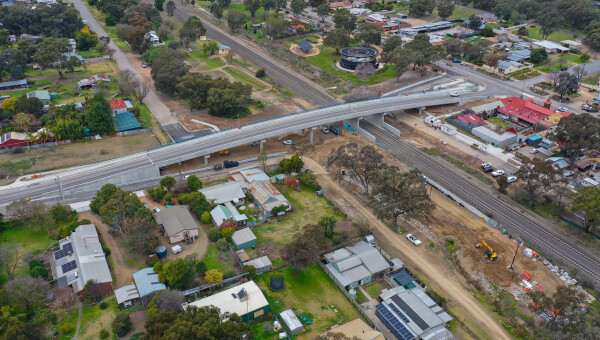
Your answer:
405,233 -> 421,246
563,170 -> 575,177
481,162 -> 491,168
184,175 -> 190,179
321,127 -> 330,134
152,207 -> 161,213
507,176 -> 517,183
492,170 -> 505,177
530,149 -> 539,154
82,20 -> 87,25
558,107 -> 568,112
282,140 -> 296,145
449,92 -> 459,97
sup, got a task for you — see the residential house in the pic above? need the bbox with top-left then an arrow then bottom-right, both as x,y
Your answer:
476,13 -> 498,22
231,227 -> 257,250
231,166 -> 271,189
375,286 -> 453,340
561,40 -> 582,51
428,33 -> 445,46
330,1 -> 352,9
245,256 -> 272,274
321,319 -> 384,340
461,19 -> 486,31
323,240 -> 391,290
497,60 -> 524,74
350,7 -> 371,16
543,111 -> 569,126
64,52 -> 84,63
27,90 -> 51,105
498,96 -> 556,125
547,157 -> 570,171
133,267 -> 166,305
154,206 -> 199,244
198,181 -> 245,205
20,34 -> 41,41
69,38 -> 77,51
52,224 -> 113,295
109,99 -> 133,115
77,74 -> 111,90
366,14 -> 389,27
0,79 -> 28,91
210,203 -> 248,229
183,281 -> 270,322
144,31 -> 161,45
531,40 -> 569,54
449,113 -> 487,132
0,132 -> 29,150
469,100 -> 505,115
507,49 -> 531,63
114,284 -> 139,307
113,111 -> 142,132
492,27 -> 508,38
248,180 -> 291,217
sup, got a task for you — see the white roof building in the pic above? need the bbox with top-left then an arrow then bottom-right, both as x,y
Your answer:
114,284 -> 140,305
184,281 -> 270,322
531,40 -> 570,53
199,181 -> 245,205
280,309 -> 304,335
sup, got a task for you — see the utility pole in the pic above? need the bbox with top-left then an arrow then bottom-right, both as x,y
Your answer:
56,176 -> 65,202
508,240 -> 520,271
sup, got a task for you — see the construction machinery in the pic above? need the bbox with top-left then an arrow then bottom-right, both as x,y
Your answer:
476,240 -> 498,262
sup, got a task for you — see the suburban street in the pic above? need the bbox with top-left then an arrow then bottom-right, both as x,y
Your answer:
71,0 -> 178,127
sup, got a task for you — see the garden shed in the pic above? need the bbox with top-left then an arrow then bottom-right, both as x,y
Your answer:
280,309 -> 305,335
231,227 -> 257,250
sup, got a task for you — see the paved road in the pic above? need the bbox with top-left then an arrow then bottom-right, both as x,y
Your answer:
362,120 -> 600,284
71,0 -> 177,128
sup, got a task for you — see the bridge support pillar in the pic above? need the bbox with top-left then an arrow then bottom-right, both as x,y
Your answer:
204,155 -> 210,165
309,127 -> 316,144
366,113 -> 401,138
301,129 -> 306,137
346,118 -> 375,142
419,107 -> 425,116
260,139 -> 266,152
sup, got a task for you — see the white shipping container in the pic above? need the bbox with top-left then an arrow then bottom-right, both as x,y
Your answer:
441,124 -> 457,135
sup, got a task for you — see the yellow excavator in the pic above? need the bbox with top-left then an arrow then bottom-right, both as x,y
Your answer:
476,241 -> 498,262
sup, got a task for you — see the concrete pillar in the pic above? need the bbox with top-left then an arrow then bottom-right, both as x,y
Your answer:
260,139 -> 266,152
204,155 -> 210,164
301,128 -> 306,137
309,127 -> 316,144
419,107 -> 425,116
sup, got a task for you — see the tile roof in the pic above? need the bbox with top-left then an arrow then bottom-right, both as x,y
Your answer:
458,113 -> 487,126
498,96 -> 555,124
110,99 -> 127,110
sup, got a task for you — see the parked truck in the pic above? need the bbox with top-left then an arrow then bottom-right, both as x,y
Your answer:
330,124 -> 343,136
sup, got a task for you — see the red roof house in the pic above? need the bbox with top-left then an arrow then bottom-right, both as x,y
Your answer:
458,113 -> 487,127
109,99 -> 132,115
0,132 -> 29,149
330,1 -> 352,9
498,97 -> 555,125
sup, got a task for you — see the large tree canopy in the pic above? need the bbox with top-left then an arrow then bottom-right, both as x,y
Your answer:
328,143 -> 387,194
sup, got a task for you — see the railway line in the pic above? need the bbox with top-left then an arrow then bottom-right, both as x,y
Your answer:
170,7 -> 337,107
361,120 -> 600,284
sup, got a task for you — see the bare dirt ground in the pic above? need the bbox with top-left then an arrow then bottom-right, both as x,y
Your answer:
0,132 -> 160,184
123,310 -> 147,340
301,155 -> 510,340
78,211 -> 140,287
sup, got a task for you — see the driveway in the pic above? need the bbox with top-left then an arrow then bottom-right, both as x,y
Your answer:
70,0 -> 178,128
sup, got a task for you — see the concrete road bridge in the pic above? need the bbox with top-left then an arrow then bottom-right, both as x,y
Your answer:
0,91 -> 480,206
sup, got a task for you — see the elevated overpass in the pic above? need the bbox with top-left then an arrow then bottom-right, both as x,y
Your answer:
0,91 -> 477,205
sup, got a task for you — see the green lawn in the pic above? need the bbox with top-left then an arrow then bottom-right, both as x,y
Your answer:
255,265 -> 363,339
136,103 -> 155,129
223,67 -> 266,90
560,53 -> 590,64
486,117 -> 509,130
79,49 -> 104,57
515,26 -> 574,43
202,244 -> 233,271
79,300 -> 119,340
434,6 -> 483,21
252,185 -> 343,246
0,223 -> 55,283
355,289 -> 369,304
305,46 -> 397,85
58,307 -> 80,340
364,281 -> 388,300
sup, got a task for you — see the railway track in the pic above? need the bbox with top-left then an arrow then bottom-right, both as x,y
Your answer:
361,120 -> 600,284
171,7 -> 337,107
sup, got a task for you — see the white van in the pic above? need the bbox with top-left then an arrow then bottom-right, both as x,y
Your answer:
172,245 -> 182,254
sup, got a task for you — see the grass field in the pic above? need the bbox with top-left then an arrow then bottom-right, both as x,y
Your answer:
223,67 -> 266,90
515,26 -> 574,43
434,6 -> 483,21
486,117 -> 510,130
59,307 -> 79,340
0,223 -> 55,283
305,46 -> 397,85
255,265 -> 363,339
79,300 -> 119,340
0,132 -> 160,179
252,185 -> 343,246
202,244 -> 235,272
364,280 -> 389,300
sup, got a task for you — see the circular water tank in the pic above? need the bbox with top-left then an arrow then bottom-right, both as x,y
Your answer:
349,288 -> 357,299
155,245 -> 168,258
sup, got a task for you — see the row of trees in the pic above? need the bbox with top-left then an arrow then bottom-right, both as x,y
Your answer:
0,2 -> 84,37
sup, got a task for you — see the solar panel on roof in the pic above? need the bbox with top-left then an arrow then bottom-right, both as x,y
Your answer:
375,303 -> 415,340
389,302 -> 410,323
54,243 -> 73,260
61,260 -> 77,273
391,295 -> 430,331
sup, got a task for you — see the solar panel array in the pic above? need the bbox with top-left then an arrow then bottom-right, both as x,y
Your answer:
375,303 -> 415,340
388,302 -> 410,323
61,260 -> 77,273
54,243 -> 73,260
391,295 -> 430,331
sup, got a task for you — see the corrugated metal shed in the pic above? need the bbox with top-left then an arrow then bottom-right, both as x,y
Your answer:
280,309 -> 305,335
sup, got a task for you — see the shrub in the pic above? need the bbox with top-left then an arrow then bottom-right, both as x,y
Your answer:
224,270 -> 237,279
208,227 -> 222,242
29,259 -> 44,270
99,329 -> 109,339
255,68 -> 266,78
59,324 -> 75,334
79,219 -> 91,225
299,173 -> 321,190
88,0 -> 97,5
216,238 -> 229,252
242,265 -> 256,279
204,269 -> 223,284
129,106 -> 141,118
200,211 -> 212,224
103,247 -> 111,256
164,193 -> 173,204
112,313 -> 132,336
146,256 -> 160,267
194,260 -> 207,274
105,15 -> 116,26
99,301 -> 109,310
51,205 -> 70,223
221,227 -> 235,240
168,41 -> 181,49
30,266 -> 49,279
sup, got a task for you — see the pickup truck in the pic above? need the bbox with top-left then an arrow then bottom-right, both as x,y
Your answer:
224,160 -> 239,168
